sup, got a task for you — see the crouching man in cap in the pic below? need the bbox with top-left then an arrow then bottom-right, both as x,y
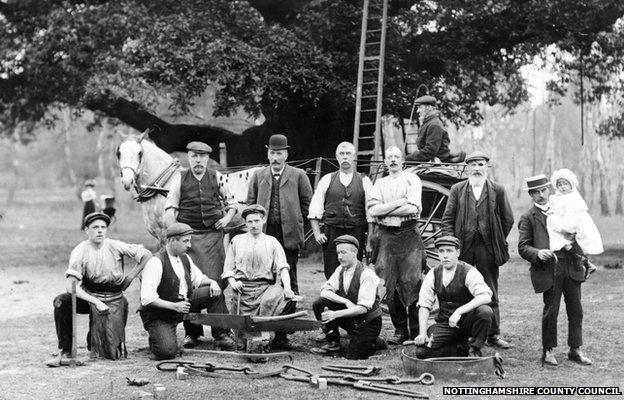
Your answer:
414,236 -> 493,358
139,223 -> 235,360
46,212 -> 152,367
518,175 -> 592,366
312,235 -> 383,359
222,204 -> 297,350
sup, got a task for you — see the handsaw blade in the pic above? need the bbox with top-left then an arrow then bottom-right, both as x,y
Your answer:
183,313 -> 250,330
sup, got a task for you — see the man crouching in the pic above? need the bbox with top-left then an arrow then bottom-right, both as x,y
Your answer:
139,223 -> 235,360
312,235 -> 382,359
414,236 -> 493,358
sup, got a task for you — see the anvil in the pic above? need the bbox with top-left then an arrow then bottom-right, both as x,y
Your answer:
183,310 -> 322,333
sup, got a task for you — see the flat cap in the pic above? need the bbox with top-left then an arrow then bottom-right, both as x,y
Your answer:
241,204 -> 267,219
414,95 -> 437,106
333,234 -> 359,249
186,141 -> 212,154
464,150 -> 490,164
265,134 -> 290,150
83,212 -> 111,228
525,174 -> 551,191
434,235 -> 461,249
166,222 -> 194,238
84,179 -> 95,187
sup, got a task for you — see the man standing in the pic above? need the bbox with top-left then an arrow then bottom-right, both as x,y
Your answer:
415,236 -> 493,358
140,223 -> 235,359
312,235 -> 382,359
45,212 -> 152,366
518,175 -> 592,366
405,95 -> 452,162
222,204 -> 296,350
441,151 -> 514,348
246,134 -> 313,294
164,141 -> 236,280
369,146 -> 424,344
308,141 -> 374,279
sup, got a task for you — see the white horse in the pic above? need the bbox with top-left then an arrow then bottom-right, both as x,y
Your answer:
117,130 -> 262,246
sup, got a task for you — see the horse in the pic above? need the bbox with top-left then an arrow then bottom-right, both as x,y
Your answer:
116,130 -> 262,246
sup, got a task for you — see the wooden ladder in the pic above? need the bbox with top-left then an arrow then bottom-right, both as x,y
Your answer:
352,0 -> 389,164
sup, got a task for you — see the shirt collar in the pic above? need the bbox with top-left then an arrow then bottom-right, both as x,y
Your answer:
271,165 -> 286,177
534,202 -> 550,211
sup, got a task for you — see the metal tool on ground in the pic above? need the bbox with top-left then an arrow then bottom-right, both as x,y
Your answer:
183,348 -> 293,363
401,349 -> 505,380
321,364 -> 382,376
157,361 -> 284,379
317,373 -> 435,386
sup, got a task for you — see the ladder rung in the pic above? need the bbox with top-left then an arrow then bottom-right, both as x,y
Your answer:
364,56 -> 380,61
367,29 -> 382,34
360,122 -> 377,126
363,68 -> 378,72
362,95 -> 377,99
359,136 -> 376,139
361,109 -> 377,112
366,42 -> 381,46
363,81 -> 378,85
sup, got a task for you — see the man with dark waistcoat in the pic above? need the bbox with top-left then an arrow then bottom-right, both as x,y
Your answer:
312,235 -> 382,359
139,223 -> 235,360
518,175 -> 592,366
441,150 -> 514,349
414,236 -> 493,358
405,95 -> 452,162
309,142 -> 374,279
246,134 -> 313,294
45,212 -> 152,367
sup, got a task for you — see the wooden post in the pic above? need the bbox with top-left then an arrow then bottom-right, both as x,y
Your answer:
69,280 -> 77,367
219,142 -> 227,167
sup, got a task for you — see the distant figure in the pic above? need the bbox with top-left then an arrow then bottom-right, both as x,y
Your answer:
101,195 -> 116,222
80,180 -> 97,228
405,96 -> 452,163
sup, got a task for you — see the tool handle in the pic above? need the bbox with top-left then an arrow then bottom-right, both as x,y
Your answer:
70,280 -> 77,367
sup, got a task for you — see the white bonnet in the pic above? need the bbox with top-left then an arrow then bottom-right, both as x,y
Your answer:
551,168 -> 579,189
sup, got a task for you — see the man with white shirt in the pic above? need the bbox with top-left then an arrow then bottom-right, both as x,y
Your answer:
441,151 -> 514,348
414,236 -> 493,358
312,235 -> 382,359
309,142 -> 374,279
368,146 -> 425,345
139,223 -> 235,360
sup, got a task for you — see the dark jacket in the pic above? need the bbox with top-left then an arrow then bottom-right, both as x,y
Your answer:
406,114 -> 451,162
442,179 -> 514,266
517,206 -> 585,293
246,164 -> 313,250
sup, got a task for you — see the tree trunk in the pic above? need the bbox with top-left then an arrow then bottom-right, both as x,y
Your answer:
5,126 -> 21,204
541,106 -> 556,178
61,108 -> 77,187
615,178 -> 623,215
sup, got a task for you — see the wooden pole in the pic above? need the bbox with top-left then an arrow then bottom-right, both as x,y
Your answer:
69,280 -> 77,367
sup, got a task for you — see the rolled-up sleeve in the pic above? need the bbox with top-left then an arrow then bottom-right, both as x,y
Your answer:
65,246 -> 85,281
164,173 -> 181,211
221,238 -> 237,279
465,268 -> 492,300
271,238 -> 290,273
111,240 -> 148,263
140,257 -> 163,306
362,176 -> 375,223
406,174 -> 422,212
188,256 -> 207,288
356,268 -> 379,309
417,269 -> 436,309
308,174 -> 331,220
320,267 -> 342,293
368,180 -> 382,210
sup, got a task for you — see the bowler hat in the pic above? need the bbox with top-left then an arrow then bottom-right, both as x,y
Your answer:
241,204 -> 267,219
83,212 -> 111,228
525,174 -> 551,191
186,141 -> 212,154
434,235 -> 461,249
414,95 -> 437,106
166,222 -> 194,238
464,151 -> 490,164
265,134 -> 290,150
333,234 -> 359,250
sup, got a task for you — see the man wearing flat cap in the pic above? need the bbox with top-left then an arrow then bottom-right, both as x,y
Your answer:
246,134 -> 313,295
312,234 -> 383,359
518,175 -> 592,366
46,212 -> 152,367
414,236 -> 493,358
405,95 -> 453,162
442,151 -> 514,349
164,141 -> 237,347
222,204 -> 297,350
139,222 -> 235,360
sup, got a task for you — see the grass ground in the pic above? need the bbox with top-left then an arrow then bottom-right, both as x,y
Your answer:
0,188 -> 623,400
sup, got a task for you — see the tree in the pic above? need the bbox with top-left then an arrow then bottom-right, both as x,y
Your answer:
1,0 -> 623,163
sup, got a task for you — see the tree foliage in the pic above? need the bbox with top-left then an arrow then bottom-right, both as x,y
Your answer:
1,0 -> 623,150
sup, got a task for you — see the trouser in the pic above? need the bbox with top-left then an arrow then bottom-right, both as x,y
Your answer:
266,223 -> 300,294
461,235 -> 500,337
542,251 -> 583,349
53,293 -> 93,352
322,224 -> 367,279
387,286 -> 420,339
312,297 -> 382,360
140,286 -> 231,360
416,305 -> 493,359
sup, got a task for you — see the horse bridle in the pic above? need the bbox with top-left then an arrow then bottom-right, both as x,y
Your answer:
116,143 -> 143,183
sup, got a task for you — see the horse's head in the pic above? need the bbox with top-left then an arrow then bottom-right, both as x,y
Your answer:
116,130 -> 149,191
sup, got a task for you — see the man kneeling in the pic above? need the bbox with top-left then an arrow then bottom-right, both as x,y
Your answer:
222,204 -> 296,350
312,235 -> 382,359
140,223 -> 235,360
414,236 -> 493,358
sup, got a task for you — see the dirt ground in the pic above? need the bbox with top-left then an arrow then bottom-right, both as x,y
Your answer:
1,188 -> 623,400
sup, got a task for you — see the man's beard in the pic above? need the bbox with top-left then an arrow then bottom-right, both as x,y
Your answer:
468,174 -> 486,186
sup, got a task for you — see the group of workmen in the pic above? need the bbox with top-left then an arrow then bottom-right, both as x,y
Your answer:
46,97 -> 594,366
